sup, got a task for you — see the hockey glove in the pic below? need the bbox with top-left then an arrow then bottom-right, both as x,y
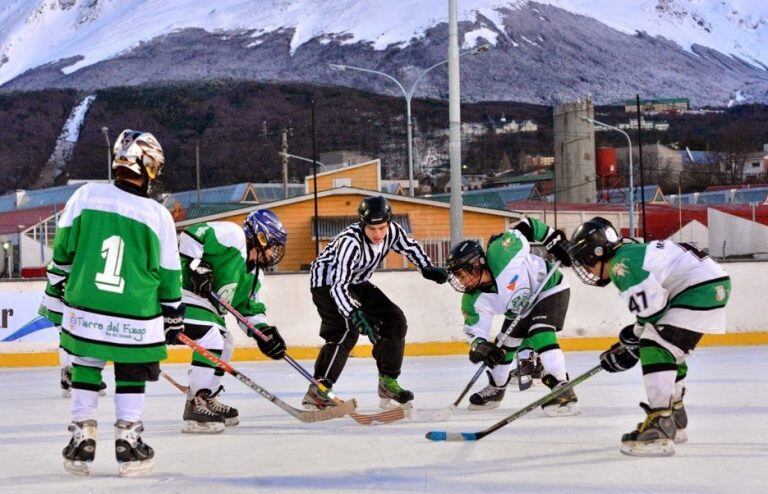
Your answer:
599,342 -> 639,373
349,309 -> 381,345
469,338 -> 506,368
618,323 -> 642,352
162,304 -> 186,345
188,259 -> 213,298
543,229 -> 572,267
252,325 -> 286,360
421,265 -> 449,284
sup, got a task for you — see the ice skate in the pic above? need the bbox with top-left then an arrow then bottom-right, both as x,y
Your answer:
62,420 -> 97,476
620,403 -> 676,457
672,398 -> 688,444
541,374 -> 580,417
206,385 -> 239,426
182,389 -> 225,434
378,375 -> 414,409
115,420 -> 155,477
302,382 -> 335,410
60,367 -> 72,398
468,371 -> 511,410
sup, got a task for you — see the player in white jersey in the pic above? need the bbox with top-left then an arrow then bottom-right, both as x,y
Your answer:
444,218 -> 579,415
569,217 -> 731,457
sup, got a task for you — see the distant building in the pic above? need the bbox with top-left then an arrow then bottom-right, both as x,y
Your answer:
625,98 -> 689,113
610,117 -> 669,132
319,150 -> 374,170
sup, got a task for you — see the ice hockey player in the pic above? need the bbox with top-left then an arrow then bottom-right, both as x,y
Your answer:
176,209 -> 288,433
303,196 -> 448,409
44,130 -> 182,476
444,218 -> 578,415
568,217 -> 731,457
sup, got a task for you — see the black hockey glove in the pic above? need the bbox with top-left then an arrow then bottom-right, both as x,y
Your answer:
349,309 -> 381,345
543,229 -> 572,267
252,325 -> 286,360
162,304 -> 186,345
421,265 -> 449,284
599,342 -> 639,373
189,259 -> 213,298
469,338 -> 506,368
619,323 -> 641,352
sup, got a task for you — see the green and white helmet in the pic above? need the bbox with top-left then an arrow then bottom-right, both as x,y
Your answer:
112,129 -> 165,181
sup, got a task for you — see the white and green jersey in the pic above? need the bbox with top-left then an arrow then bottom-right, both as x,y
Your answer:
179,222 -> 268,331
43,182 -> 182,363
461,218 -> 567,341
608,241 -> 730,334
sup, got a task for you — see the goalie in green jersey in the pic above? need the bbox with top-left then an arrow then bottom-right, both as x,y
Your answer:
175,209 -> 288,433
569,217 -> 731,457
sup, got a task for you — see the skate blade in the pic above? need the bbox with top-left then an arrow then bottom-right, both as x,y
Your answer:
467,401 -> 502,411
674,429 -> 687,444
181,421 -> 225,434
378,398 -> 413,410
118,458 -> 154,477
620,439 -> 675,457
409,405 -> 456,422
224,417 -> 239,427
63,460 -> 91,476
542,403 -> 581,417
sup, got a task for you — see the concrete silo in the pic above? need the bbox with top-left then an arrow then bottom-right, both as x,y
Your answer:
553,99 -> 595,203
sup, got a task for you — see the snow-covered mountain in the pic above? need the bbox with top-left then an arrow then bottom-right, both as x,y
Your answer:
1,0 -> 767,105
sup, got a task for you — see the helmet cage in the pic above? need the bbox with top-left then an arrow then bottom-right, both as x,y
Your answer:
244,210 -> 287,268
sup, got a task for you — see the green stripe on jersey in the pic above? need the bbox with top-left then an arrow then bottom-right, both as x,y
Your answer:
61,331 -> 167,363
486,231 -> 523,278
670,278 -> 731,310
460,291 -> 482,326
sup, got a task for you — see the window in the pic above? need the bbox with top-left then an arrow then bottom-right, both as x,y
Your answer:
332,178 -> 352,188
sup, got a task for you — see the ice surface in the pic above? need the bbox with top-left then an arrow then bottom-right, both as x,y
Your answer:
1,347 -> 766,493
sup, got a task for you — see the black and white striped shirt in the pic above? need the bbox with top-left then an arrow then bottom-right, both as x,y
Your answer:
310,221 -> 433,317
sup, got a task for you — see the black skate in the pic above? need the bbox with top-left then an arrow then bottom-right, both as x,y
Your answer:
378,375 -> 414,409
620,403 -> 676,457
206,386 -> 239,426
541,374 -> 580,417
302,382 -> 335,410
115,420 -> 154,477
62,420 -> 97,476
61,367 -> 72,398
182,389 -> 225,434
469,371 -> 511,410
672,398 -> 688,444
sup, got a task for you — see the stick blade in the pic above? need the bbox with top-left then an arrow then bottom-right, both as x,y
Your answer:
297,398 -> 357,422
425,431 -> 479,442
351,405 -> 407,425
409,405 -> 456,423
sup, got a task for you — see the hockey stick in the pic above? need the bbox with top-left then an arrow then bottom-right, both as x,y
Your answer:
209,291 -> 407,425
176,333 -> 354,422
412,261 -> 561,422
161,371 -> 189,394
426,364 -> 602,441
515,355 -> 533,391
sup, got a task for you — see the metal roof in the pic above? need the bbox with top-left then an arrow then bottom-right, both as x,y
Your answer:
428,184 -> 538,211
184,202 -> 256,221
164,183 -> 253,209
0,204 -> 62,235
252,184 -> 305,202
0,184 -> 85,213
599,185 -> 664,204
311,214 -> 411,238
732,187 -> 768,204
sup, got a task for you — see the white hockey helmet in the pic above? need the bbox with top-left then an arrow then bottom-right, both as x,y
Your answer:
112,129 -> 165,181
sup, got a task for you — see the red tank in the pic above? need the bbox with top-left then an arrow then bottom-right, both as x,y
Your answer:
596,147 -> 617,178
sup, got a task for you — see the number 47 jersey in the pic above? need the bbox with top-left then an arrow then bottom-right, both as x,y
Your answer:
43,182 -> 182,363
607,241 -> 731,334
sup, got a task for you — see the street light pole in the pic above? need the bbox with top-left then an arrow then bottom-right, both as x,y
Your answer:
101,127 -> 111,183
278,152 -> 327,171
329,44 -> 489,197
582,117 -> 635,238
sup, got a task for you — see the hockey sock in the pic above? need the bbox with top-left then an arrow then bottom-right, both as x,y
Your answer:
374,337 -> 405,378
674,362 -> 687,402
59,347 -> 72,368
189,348 -> 222,395
115,384 -> 145,423
489,361 -> 514,384
211,331 -> 234,390
640,341 -> 677,408
528,330 -> 566,381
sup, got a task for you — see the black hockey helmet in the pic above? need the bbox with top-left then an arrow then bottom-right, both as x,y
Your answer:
568,217 -> 622,286
445,240 -> 491,293
358,196 -> 392,226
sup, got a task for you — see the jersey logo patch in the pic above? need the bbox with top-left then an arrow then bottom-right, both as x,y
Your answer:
715,285 -> 726,302
611,260 -> 628,278
506,274 -> 519,291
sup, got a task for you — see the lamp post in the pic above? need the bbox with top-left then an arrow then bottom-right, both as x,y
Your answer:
101,127 -> 112,183
329,43 -> 490,197
278,152 -> 328,171
582,117 -> 635,238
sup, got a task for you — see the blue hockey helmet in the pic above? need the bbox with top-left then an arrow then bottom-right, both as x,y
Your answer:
244,209 -> 287,267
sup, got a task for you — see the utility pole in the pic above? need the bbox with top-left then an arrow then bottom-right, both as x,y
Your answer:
448,0 -> 463,246
635,95 -> 648,240
195,141 -> 201,207
281,128 -> 289,200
